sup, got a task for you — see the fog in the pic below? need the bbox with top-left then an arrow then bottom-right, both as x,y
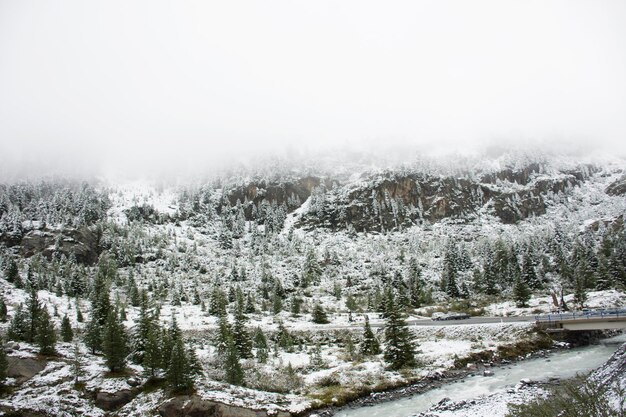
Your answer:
1,0 -> 625,180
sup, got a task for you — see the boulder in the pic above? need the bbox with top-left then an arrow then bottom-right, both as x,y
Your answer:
95,390 -> 135,411
483,370 -> 494,377
7,357 -> 47,383
158,395 -> 292,417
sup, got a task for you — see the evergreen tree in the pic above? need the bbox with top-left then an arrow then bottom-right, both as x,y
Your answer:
167,338 -> 194,392
302,248 -> 322,287
7,304 -> 29,342
35,307 -> 57,355
232,305 -> 252,359
290,294 -> 302,316
360,315 -> 381,355
224,338 -> 244,385
216,315 -> 232,355
573,276 -> 587,310
346,293 -> 358,312
513,275 -> 531,308
521,254 -> 541,290
311,303 -> 329,324
443,266 -> 460,298
91,254 -> 114,327
61,315 -> 74,342
71,342 -> 83,386
5,258 -> 19,286
26,287 -> 42,343
209,287 -> 227,317
0,339 -> 7,386
84,317 -> 102,354
253,327 -> 268,363
0,298 -> 7,322
309,343 -> 324,370
102,311 -> 128,372
383,296 -> 416,370
143,324 -> 162,377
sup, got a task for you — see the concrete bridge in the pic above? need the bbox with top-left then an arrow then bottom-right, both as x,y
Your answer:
535,309 -> 626,332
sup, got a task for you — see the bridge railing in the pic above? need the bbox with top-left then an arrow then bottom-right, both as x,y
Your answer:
535,307 -> 626,324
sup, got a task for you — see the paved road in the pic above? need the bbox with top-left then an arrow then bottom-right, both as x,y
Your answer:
321,315 -> 536,330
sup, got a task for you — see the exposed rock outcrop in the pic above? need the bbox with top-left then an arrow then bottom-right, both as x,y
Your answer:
95,390 -> 135,411
158,395 -> 292,417
7,356 -> 47,384
224,177 -> 322,215
298,165 -> 588,232
19,226 -> 100,264
606,176 -> 626,196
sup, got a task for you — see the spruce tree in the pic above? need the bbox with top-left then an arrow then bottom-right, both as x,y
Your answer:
383,297 -> 415,370
143,324 -> 162,377
84,317 -> 102,354
35,307 -> 57,355
232,305 -> 252,359
360,315 -> 381,355
167,338 -> 193,392
61,315 -> 74,342
5,259 -> 19,286
253,327 -> 268,363
0,298 -> 7,322
573,276 -> 587,310
513,275 -> 531,308
310,343 -> 324,370
216,316 -> 232,356
224,338 -> 244,385
26,287 -> 42,343
0,339 -> 7,386
521,254 -> 541,290
7,304 -> 29,342
102,311 -> 128,373
311,303 -> 329,324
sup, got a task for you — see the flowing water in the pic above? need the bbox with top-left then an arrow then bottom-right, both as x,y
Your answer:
336,334 -> 626,417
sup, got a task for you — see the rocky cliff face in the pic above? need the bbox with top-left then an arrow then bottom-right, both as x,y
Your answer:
295,164 -> 594,232
0,224 -> 101,264
224,176 -> 322,215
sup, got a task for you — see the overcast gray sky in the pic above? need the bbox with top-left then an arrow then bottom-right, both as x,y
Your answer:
1,0 -> 625,179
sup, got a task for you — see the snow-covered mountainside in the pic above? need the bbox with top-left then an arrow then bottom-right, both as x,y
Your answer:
0,154 -> 624,416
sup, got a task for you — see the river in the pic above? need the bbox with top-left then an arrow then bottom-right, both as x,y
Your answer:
336,334 -> 626,417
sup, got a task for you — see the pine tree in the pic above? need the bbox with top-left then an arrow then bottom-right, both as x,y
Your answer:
232,305 -> 252,359
71,342 -> 83,386
209,287 -> 227,317
443,266 -> 460,298
521,254 -> 541,290
302,248 -> 322,287
102,311 -> 128,372
84,317 -> 102,354
5,258 -> 19,286
311,303 -> 329,324
209,314 -> 228,354
0,338 -> 7,386
360,315 -> 381,355
253,327 -> 268,363
35,307 -> 57,356
573,276 -> 587,310
167,338 -> 193,392
61,315 -> 74,342
91,254 -> 114,327
0,298 -> 7,322
383,297 -> 416,370
143,324 -> 162,377
513,275 -> 531,308
224,338 -> 244,385
309,343 -> 324,370
7,304 -> 29,342
26,287 -> 42,343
